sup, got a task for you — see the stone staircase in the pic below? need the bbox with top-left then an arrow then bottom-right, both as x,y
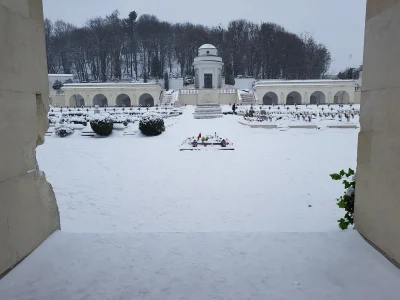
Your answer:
160,91 -> 173,106
160,93 -> 173,106
194,104 -> 223,119
239,91 -> 256,106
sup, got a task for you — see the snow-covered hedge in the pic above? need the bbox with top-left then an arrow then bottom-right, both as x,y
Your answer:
111,114 -> 129,126
90,114 -> 114,136
139,113 -> 165,136
55,124 -> 74,138
127,116 -> 139,123
68,116 -> 88,126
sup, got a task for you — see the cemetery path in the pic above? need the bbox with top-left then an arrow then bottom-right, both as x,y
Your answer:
2,107 -> 400,299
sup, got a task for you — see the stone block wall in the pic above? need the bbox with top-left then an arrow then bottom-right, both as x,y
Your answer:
0,0 -> 60,275
355,0 -> 400,265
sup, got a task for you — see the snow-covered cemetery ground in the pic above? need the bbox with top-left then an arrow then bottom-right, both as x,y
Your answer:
40,104 -> 361,233
2,105 -> 400,300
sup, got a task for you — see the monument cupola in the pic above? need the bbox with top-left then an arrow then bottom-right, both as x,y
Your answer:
198,44 -> 218,57
193,44 -> 224,89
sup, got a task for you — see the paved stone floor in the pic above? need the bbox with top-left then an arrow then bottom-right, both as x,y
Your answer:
1,231 -> 400,300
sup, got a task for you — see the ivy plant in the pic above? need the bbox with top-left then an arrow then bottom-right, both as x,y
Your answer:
330,168 -> 356,230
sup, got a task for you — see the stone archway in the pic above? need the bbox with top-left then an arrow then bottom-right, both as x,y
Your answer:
334,91 -> 350,104
310,91 -> 326,105
263,92 -> 278,105
116,94 -> 131,107
286,91 -> 302,105
139,93 -> 154,107
93,94 -> 108,107
69,94 -> 85,107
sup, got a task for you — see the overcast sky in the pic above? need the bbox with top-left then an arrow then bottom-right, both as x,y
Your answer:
42,0 -> 367,74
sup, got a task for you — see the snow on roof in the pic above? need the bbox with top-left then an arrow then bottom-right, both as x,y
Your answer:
254,79 -> 356,88
48,74 -> 74,77
199,44 -> 216,49
62,82 -> 160,89
254,83 -> 355,88
256,79 -> 355,84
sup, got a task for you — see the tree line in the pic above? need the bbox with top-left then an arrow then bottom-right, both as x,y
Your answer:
45,10 -> 332,82
337,66 -> 362,80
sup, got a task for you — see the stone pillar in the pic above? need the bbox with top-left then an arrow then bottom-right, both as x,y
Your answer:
212,69 -> 216,89
199,70 -> 204,88
355,0 -> 400,265
280,92 -> 285,105
108,93 -> 115,106
130,94 -> 136,107
86,95 -> 91,107
328,92 -> 332,104
349,89 -> 355,104
304,92 -> 308,105
0,0 -> 60,276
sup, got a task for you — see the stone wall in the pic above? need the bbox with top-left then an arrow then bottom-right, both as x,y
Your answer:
354,90 -> 361,104
178,93 -> 198,106
0,0 -> 60,275
63,84 -> 163,107
355,0 -> 400,265
219,93 -> 238,105
49,92 -> 67,107
254,83 -> 356,105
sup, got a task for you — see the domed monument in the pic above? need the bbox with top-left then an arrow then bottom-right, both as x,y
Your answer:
193,44 -> 224,89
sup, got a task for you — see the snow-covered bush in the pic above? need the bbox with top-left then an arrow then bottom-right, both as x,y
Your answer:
127,116 -> 139,123
111,114 -> 129,126
69,116 -> 87,126
55,124 -> 74,138
330,168 -> 356,230
139,113 -> 165,136
52,80 -> 63,90
90,114 -> 114,136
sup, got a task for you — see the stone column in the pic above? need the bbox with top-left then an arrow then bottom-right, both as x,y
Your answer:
132,93 -> 137,107
213,69 -> 216,89
349,89 -> 355,104
200,69 -> 204,88
355,0 -> 400,265
304,92 -> 308,105
0,0 -> 60,276
86,95 -> 91,107
280,92 -> 285,105
108,93 -> 115,106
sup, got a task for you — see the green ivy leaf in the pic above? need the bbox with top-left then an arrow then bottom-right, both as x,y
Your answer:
332,168 -> 355,230
338,218 -> 349,230
337,199 -> 346,209
347,168 -> 355,176
330,173 -> 341,180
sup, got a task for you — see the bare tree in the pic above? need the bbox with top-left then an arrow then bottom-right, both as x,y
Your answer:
44,10 -> 331,82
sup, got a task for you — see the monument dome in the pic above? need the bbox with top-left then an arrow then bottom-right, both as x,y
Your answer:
194,44 -> 223,89
198,44 -> 218,56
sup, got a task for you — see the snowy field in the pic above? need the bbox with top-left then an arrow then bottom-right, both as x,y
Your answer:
37,106 -> 359,233
3,106 -> 400,300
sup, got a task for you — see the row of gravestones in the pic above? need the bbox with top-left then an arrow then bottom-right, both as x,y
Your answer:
259,107 -> 359,116
56,103 -> 165,109
232,103 -> 354,107
260,110 -> 359,122
51,107 -> 172,114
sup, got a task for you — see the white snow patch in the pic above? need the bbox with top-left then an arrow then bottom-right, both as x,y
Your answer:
2,106 -> 399,299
